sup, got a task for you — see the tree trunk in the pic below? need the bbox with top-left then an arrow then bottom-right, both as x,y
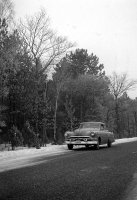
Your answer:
53,91 -> 59,144
42,120 -> 48,146
127,114 -> 130,137
115,98 -> 120,138
133,111 -> 137,136
80,102 -> 83,122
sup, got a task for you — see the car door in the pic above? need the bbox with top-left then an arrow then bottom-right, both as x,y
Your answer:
100,124 -> 108,144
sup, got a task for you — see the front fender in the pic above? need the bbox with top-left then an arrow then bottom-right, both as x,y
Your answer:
64,131 -> 74,138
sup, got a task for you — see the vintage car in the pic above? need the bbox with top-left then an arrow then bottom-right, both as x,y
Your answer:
65,122 -> 115,150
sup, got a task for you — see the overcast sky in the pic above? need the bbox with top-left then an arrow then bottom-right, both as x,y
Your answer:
13,0 -> 137,98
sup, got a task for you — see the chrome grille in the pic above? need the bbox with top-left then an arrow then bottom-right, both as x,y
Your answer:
70,136 -> 91,142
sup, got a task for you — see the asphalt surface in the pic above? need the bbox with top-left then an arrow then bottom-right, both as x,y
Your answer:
0,142 -> 137,200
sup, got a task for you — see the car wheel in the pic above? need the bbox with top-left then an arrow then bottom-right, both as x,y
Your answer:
107,139 -> 112,148
85,144 -> 89,148
68,144 -> 73,150
94,141 -> 99,150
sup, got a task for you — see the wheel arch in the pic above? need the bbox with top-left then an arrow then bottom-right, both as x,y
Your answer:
98,137 -> 101,145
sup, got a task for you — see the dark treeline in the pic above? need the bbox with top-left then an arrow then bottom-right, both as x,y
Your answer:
0,2 -> 137,149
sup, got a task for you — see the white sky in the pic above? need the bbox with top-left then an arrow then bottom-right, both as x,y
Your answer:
13,0 -> 137,98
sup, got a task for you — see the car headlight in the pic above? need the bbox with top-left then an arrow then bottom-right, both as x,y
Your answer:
90,132 -> 95,137
64,132 -> 71,138
65,132 -> 69,137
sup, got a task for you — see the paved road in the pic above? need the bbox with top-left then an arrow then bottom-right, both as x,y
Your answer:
0,142 -> 137,200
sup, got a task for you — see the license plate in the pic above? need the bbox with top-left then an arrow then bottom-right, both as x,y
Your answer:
75,140 -> 81,143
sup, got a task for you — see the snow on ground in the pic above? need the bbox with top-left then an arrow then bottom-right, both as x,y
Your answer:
0,144 -> 69,172
0,137 -> 137,173
114,137 -> 137,144
0,144 -> 68,161
1,137 -> 137,160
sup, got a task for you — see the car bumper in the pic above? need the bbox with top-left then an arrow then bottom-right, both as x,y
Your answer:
65,141 -> 98,145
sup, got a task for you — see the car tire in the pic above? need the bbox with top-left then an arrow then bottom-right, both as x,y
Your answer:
94,141 -> 99,150
85,144 -> 89,148
107,139 -> 112,148
68,144 -> 73,150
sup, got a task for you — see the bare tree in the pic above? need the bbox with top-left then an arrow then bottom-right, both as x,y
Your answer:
0,0 -> 15,23
109,72 -> 137,137
18,9 -> 74,141
18,9 -> 74,73
109,72 -> 137,100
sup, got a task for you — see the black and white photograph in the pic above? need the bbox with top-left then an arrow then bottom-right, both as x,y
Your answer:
0,0 -> 137,199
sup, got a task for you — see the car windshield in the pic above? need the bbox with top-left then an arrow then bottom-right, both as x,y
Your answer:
79,122 -> 100,129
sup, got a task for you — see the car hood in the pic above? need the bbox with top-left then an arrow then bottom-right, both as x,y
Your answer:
73,128 -> 99,136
